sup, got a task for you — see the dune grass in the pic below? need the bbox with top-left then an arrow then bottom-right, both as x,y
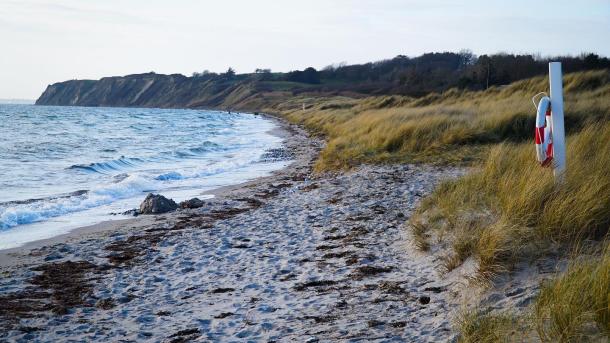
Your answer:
534,244 -> 610,342
274,70 -> 610,171
456,244 -> 609,343
412,122 -> 610,278
456,310 -> 526,343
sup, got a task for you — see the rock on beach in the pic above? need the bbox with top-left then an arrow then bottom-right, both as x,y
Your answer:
139,193 -> 178,214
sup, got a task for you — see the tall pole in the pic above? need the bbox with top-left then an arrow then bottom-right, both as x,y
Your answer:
549,62 -> 566,179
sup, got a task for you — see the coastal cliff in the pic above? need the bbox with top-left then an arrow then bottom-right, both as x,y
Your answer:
35,73 -> 264,109
37,52 -> 608,109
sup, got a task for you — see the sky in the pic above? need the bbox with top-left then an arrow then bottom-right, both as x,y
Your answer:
1,0 -> 609,99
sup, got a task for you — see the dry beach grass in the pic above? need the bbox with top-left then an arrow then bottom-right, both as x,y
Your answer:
413,122 -> 610,278
457,244 -> 609,342
272,70 -> 609,170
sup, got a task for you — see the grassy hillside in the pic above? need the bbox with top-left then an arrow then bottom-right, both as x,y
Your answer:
270,70 -> 609,171
268,69 -> 610,342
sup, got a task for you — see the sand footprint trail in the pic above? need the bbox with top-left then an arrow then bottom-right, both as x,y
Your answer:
97,165 -> 462,342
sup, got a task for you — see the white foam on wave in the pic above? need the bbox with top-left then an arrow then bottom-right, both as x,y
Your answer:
0,174 -> 156,230
0,151 -> 275,232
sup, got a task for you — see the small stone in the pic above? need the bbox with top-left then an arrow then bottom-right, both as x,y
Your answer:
179,198 -> 205,209
419,296 -> 431,305
505,287 -> 525,297
139,193 -> 178,214
44,252 -> 63,261
121,209 -> 139,216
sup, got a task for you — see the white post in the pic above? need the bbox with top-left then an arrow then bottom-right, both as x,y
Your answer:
549,62 -> 566,179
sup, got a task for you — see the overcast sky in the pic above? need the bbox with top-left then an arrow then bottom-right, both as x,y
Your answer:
1,0 -> 609,99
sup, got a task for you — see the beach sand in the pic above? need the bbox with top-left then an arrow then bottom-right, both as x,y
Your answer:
0,118 -> 476,342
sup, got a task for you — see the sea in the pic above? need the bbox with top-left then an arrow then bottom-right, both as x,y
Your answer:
0,104 -> 289,250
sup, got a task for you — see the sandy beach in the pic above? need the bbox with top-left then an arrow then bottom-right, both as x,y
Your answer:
1,119 -> 474,342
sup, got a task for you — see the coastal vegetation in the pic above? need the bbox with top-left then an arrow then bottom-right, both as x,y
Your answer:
274,70 -> 609,170
457,246 -> 609,342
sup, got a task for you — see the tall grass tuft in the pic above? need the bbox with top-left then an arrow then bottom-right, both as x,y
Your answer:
534,244 -> 610,342
456,310 -> 526,343
414,122 -> 610,277
454,245 -> 609,342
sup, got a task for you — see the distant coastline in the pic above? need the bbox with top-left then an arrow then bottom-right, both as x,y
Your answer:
33,52 -> 609,111
0,99 -> 34,104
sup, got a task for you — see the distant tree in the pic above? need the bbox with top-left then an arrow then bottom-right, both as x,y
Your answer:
583,53 -> 601,69
458,49 -> 476,68
302,67 -> 320,83
225,67 -> 236,78
475,55 -> 495,89
255,68 -> 272,74
285,67 -> 320,84
322,61 -> 347,72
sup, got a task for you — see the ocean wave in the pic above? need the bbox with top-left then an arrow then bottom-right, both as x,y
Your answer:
0,190 -> 88,207
171,142 -> 224,159
155,171 -> 183,181
68,141 -> 223,174
0,153 -> 267,230
68,157 -> 143,173
0,107 -> 285,239
0,174 -> 156,230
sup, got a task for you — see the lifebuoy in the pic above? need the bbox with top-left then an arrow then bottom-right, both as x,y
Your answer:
535,96 -> 553,167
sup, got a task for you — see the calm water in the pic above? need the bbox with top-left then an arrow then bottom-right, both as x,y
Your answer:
0,104 -> 287,249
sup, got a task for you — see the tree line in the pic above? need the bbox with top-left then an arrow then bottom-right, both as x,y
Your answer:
190,51 -> 610,96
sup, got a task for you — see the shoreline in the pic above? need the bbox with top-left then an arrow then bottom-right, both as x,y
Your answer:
1,115 -> 471,341
0,114 -> 316,266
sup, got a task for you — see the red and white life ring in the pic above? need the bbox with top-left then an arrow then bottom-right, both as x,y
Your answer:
535,96 -> 553,167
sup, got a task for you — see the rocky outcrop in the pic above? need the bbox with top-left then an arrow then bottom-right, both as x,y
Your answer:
139,193 -> 178,214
